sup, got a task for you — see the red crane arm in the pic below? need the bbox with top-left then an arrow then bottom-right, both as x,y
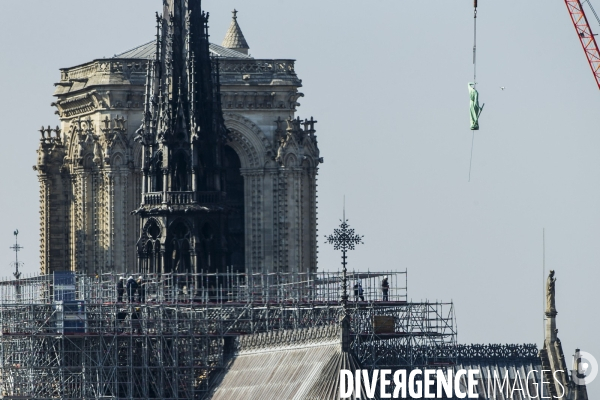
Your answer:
564,0 -> 600,89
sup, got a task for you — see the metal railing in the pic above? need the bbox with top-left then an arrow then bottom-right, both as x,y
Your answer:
0,270 -> 407,306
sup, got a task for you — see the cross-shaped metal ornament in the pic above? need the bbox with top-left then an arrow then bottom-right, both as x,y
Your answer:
325,213 -> 363,306
10,230 -> 23,280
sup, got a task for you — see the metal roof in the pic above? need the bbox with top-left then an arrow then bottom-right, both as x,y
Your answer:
113,41 -> 252,59
209,333 -> 550,399
211,343 -> 341,400
208,325 -> 374,400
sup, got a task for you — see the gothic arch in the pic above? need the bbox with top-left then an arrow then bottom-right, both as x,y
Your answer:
139,217 -> 165,251
140,218 -> 164,275
142,217 -> 164,238
67,134 -> 80,162
133,141 -> 143,169
171,149 -> 190,191
284,153 -> 297,167
166,218 -> 194,274
83,154 -> 93,169
223,113 -> 271,169
301,155 -> 315,169
111,153 -> 124,168
167,218 -> 195,242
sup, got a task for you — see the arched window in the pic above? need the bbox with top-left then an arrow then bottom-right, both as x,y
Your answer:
142,219 -> 162,275
151,152 -> 163,192
145,241 -> 155,274
172,151 -> 189,191
167,221 -> 192,274
223,146 -> 245,273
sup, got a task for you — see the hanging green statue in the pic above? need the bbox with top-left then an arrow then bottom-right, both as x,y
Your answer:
468,82 -> 484,130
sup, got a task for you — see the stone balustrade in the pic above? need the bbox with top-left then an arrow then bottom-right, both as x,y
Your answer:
143,191 -> 224,205
143,192 -> 163,205
59,58 -> 297,84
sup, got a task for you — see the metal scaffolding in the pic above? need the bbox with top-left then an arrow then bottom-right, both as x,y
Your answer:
0,270 -> 456,399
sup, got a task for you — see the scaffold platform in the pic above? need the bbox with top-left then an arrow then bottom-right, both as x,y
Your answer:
0,270 -> 456,399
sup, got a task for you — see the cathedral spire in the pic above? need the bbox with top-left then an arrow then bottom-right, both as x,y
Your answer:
222,9 -> 250,55
135,0 -> 230,277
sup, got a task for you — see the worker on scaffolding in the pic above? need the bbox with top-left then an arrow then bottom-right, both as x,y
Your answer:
131,307 -> 142,334
359,281 -> 364,301
116,308 -> 127,333
354,280 -> 364,302
381,277 -> 390,302
116,277 -> 125,303
126,276 -> 138,303
137,276 -> 146,303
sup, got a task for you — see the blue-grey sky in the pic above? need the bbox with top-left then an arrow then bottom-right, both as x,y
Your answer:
1,0 -> 599,395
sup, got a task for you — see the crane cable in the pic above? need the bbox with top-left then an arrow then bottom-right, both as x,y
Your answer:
582,0 -> 600,26
473,2 -> 477,85
469,1 -> 478,182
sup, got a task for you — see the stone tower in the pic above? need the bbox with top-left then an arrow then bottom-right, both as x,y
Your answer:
36,3 -> 322,276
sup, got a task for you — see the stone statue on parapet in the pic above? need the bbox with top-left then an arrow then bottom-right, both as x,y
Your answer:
546,269 -> 557,315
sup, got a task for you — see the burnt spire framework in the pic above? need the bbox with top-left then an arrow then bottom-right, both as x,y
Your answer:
134,0 -> 231,276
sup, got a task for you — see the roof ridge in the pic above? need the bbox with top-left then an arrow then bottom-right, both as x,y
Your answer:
114,40 -> 155,58
111,41 -> 252,60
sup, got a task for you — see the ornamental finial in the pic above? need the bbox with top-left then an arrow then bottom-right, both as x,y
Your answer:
10,229 -> 23,280
325,203 -> 363,307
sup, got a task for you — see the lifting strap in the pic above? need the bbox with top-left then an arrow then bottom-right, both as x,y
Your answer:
469,0 -> 478,182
